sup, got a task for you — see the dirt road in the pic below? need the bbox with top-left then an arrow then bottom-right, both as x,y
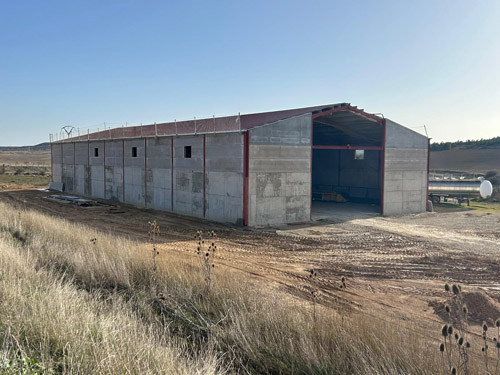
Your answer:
2,188 -> 500,339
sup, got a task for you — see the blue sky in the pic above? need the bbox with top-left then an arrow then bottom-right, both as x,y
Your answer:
1,1 -> 499,145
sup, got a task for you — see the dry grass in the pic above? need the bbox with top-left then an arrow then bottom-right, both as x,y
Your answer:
0,165 -> 51,187
434,200 -> 500,213
0,150 -> 51,166
0,201 -> 442,374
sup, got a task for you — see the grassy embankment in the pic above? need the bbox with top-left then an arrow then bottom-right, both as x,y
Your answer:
0,201 -> 441,374
0,165 -> 51,187
434,199 -> 500,213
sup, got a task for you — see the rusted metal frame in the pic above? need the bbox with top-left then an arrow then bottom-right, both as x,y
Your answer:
312,105 -> 384,124
380,119 -> 387,215
312,145 -> 383,150
103,140 -> 106,199
171,137 -> 174,212
243,131 -> 250,226
313,118 -> 381,145
73,143 -> 75,192
58,129 -> 243,144
87,139 -> 90,172
50,143 -> 53,185
203,134 -> 206,217
426,138 -> 431,210
61,143 -> 64,189
144,138 -> 147,207
122,139 -> 125,202
309,117 -> 314,221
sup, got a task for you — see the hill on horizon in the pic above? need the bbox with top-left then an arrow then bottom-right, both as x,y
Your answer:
0,142 -> 50,152
430,136 -> 500,174
431,136 -> 500,152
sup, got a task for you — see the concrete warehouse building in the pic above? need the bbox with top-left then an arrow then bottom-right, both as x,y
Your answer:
50,103 -> 430,226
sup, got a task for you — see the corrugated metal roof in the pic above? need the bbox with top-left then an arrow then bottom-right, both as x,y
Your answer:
55,102 -> 370,142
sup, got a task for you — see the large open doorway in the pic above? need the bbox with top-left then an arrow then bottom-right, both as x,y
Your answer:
311,107 -> 384,221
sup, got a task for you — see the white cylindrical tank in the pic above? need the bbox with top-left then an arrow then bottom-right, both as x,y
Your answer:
480,180 -> 494,199
428,179 -> 494,199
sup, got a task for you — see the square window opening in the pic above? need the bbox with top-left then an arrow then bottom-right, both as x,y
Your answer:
131,147 -> 137,157
94,148 -> 99,157
354,149 -> 365,160
184,146 -> 192,158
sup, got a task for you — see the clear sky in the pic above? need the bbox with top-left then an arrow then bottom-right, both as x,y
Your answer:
1,1 -> 499,145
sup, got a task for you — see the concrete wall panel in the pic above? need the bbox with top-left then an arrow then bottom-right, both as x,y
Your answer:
146,137 -> 172,210
51,134 -> 243,224
90,165 -> 105,199
383,149 -> 427,215
249,114 -> 311,226
89,141 -> 104,199
73,164 -> 85,195
173,136 -> 204,217
383,118 -> 428,216
103,140 -> 124,202
51,144 -> 63,184
385,119 -> 428,149
72,143 -> 88,195
124,166 -> 144,205
61,143 -> 75,192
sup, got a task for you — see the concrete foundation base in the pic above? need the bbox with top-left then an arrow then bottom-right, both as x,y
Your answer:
311,201 -> 379,222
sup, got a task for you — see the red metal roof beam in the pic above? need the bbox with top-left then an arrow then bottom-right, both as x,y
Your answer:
311,104 -> 384,124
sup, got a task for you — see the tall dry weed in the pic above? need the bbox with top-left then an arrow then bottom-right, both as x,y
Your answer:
0,201 -> 443,374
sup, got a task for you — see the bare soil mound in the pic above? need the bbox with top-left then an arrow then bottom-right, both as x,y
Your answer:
431,290 -> 500,326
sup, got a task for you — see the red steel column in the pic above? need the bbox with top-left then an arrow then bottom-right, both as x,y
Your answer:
87,140 -> 90,195
171,137 -> 174,211
144,138 -> 147,207
243,131 -> 249,226
122,139 -> 125,202
203,134 -> 206,217
50,143 -> 53,183
73,143 -> 76,192
380,119 -> 386,215
310,117 -> 313,221
61,142 -> 64,187
103,140 -> 106,199
426,138 -> 431,210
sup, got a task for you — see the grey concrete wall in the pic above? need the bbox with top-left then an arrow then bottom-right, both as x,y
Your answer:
173,135 -> 204,217
51,143 -> 63,184
123,139 -> 146,206
89,141 -> 105,199
61,143 -> 75,192
51,132 -> 245,224
104,140 -> 124,203
248,114 -> 311,226
205,133 -> 243,224
385,119 -> 428,149
50,113 -> 428,224
74,142 -> 89,195
146,137 -> 172,211
383,119 -> 428,215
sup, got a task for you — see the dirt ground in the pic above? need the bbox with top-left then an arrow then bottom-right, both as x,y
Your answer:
430,148 -> 500,175
1,187 -> 500,348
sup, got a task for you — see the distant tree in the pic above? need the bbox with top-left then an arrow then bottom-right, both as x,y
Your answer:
431,136 -> 500,152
